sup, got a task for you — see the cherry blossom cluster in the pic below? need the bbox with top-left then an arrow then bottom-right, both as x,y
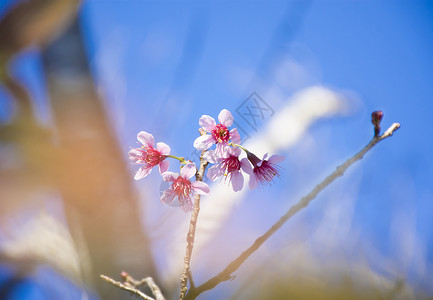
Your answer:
129,109 -> 284,212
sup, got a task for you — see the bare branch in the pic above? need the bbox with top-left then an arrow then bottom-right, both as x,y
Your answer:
130,277 -> 166,300
184,122 -> 401,299
144,277 -> 166,300
179,151 -> 209,299
100,275 -> 155,300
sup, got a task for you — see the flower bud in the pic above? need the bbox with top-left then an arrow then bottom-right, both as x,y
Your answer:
371,111 -> 383,126
371,110 -> 383,136
120,271 -> 128,281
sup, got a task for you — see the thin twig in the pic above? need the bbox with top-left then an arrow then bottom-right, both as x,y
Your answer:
184,122 -> 400,299
179,151 -> 209,299
132,277 -> 166,300
100,275 -> 155,300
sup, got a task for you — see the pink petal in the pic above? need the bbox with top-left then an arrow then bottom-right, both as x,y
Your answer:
229,128 -> 241,144
230,171 -> 244,192
228,146 -> 241,157
203,150 -> 219,164
192,181 -> 210,195
137,131 -> 154,147
248,174 -> 258,189
181,162 -> 197,179
257,153 -> 268,167
199,115 -> 216,132
268,154 -> 285,164
181,198 -> 194,212
134,165 -> 152,180
207,165 -> 223,181
215,142 -> 228,157
218,109 -> 233,127
128,148 -> 143,161
219,145 -> 231,158
162,172 -> 178,182
156,142 -> 171,155
161,190 -> 175,205
240,158 -> 253,174
158,160 -> 169,174
193,134 -> 215,151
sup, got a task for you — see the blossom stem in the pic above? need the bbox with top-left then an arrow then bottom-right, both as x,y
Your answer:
231,143 -> 249,153
179,151 -> 209,299
166,154 -> 187,164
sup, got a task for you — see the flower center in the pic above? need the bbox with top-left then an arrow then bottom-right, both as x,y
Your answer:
172,176 -> 192,197
223,156 -> 241,174
211,124 -> 230,143
253,161 -> 281,186
143,147 -> 165,166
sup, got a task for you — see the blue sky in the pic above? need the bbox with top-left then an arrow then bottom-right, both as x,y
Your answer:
81,0 -> 433,294
2,0 -> 433,298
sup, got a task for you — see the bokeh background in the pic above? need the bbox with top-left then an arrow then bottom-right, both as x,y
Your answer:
0,0 -> 432,299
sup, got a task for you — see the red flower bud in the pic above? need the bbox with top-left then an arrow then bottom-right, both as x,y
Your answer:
371,111 -> 383,126
120,271 -> 128,281
371,111 -> 383,136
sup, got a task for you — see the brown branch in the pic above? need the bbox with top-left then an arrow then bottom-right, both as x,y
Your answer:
179,151 -> 209,299
130,277 -> 166,300
100,275 -> 155,300
184,122 -> 401,300
100,272 -> 166,300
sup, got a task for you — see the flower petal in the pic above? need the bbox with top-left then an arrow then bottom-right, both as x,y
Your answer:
203,150 -> 219,164
229,128 -> 241,144
134,165 -> 152,180
192,181 -> 210,195
230,171 -> 244,192
215,143 -> 228,157
159,160 -> 169,174
199,115 -> 216,132
161,189 -> 175,205
193,134 -> 215,151
181,198 -> 194,212
228,146 -> 241,157
207,165 -> 223,181
257,153 -> 268,167
180,162 -> 197,179
162,172 -> 178,182
248,173 -> 258,189
218,109 -> 233,127
156,142 -> 171,155
240,158 -> 253,174
268,154 -> 285,164
137,131 -> 154,147
219,145 -> 232,158
128,148 -> 143,161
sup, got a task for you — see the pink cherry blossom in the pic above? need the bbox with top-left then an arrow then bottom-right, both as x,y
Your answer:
193,109 -> 241,153
242,151 -> 284,189
161,161 -> 210,212
204,146 -> 249,192
129,131 -> 170,180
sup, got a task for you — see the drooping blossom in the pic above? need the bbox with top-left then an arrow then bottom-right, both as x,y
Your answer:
193,109 -> 241,153
161,161 -> 210,212
129,131 -> 170,180
242,151 -> 284,189
204,146 -> 249,192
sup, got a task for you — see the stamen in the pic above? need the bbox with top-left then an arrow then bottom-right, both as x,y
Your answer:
211,124 -> 230,143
